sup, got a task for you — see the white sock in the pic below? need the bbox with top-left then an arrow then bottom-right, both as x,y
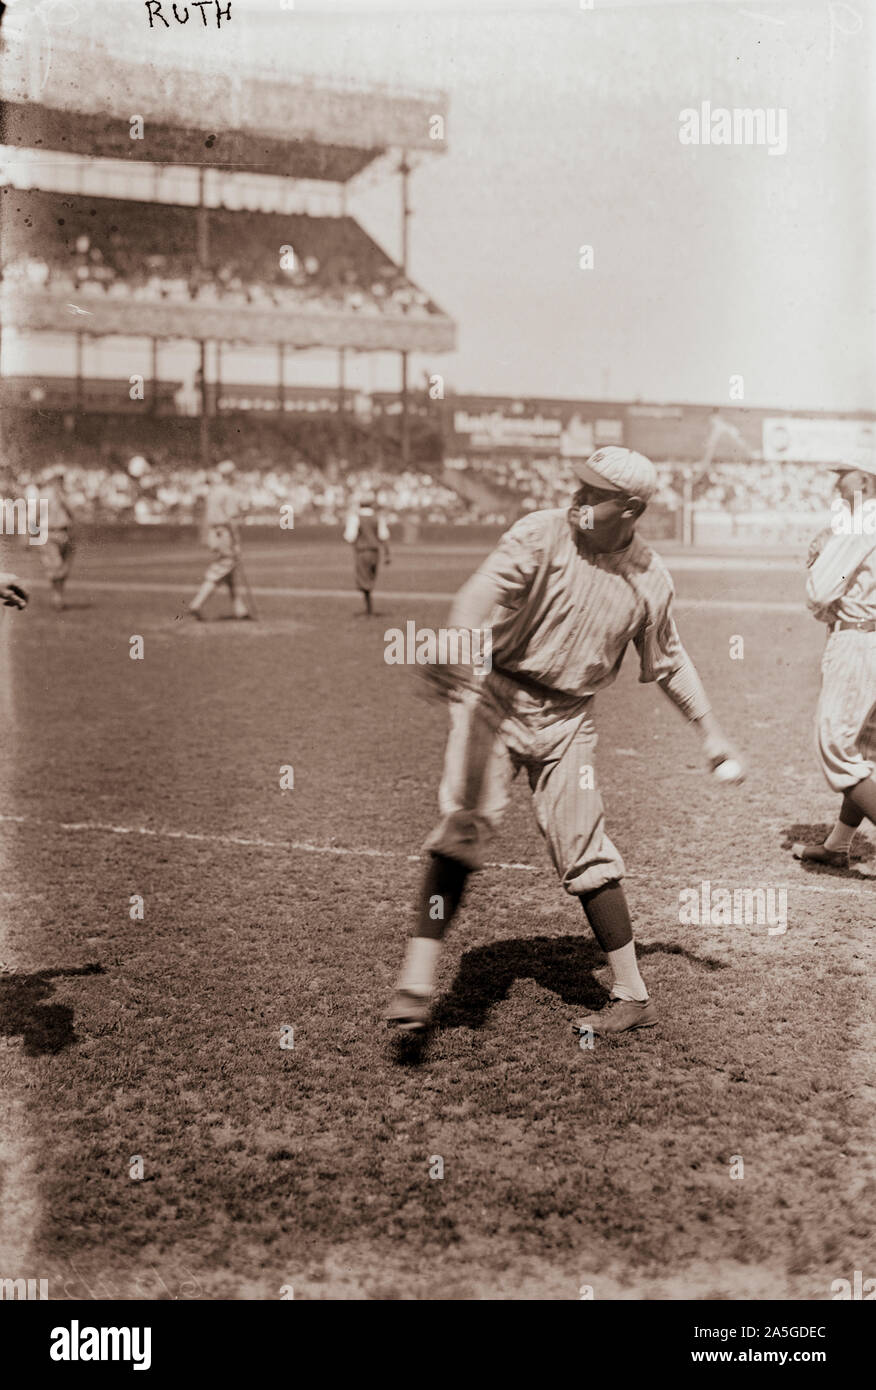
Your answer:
396,937 -> 442,997
825,821 -> 856,852
606,941 -> 648,1003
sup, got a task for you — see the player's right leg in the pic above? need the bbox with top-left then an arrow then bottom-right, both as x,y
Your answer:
387,693 -> 512,1033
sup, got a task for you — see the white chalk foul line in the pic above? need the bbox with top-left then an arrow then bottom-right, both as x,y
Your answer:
0,812 -> 536,874
0,811 -> 870,896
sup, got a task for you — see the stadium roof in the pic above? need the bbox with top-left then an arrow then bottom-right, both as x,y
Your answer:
0,101 -> 380,183
0,41 -> 448,180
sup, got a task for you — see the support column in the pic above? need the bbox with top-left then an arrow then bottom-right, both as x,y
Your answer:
198,339 -> 209,467
400,151 -> 411,470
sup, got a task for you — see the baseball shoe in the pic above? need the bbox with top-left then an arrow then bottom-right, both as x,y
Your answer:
572,996 -> 657,1037
187,608 -> 205,622
792,842 -> 849,870
385,988 -> 432,1033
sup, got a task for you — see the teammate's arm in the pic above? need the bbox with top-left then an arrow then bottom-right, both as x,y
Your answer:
807,533 -> 874,610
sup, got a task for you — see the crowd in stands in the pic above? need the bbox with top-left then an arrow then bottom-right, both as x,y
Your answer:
12,459 -> 467,527
1,189 -> 441,320
468,455 -> 835,518
7,451 -> 837,531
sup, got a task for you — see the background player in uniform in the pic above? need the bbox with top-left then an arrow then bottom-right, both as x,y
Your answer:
793,457 -> 876,870
39,465 -> 75,611
188,459 -> 252,622
344,490 -> 390,615
386,447 -> 745,1039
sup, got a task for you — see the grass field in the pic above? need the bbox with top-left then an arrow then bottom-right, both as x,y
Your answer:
0,531 -> 873,1300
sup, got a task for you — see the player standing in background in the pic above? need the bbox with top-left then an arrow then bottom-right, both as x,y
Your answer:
188,459 -> 252,622
386,447 -> 745,1039
39,465 -> 75,612
793,457 -> 876,870
344,490 -> 390,615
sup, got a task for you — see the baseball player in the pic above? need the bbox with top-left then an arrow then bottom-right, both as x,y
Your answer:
39,466 -> 75,611
792,457 -> 876,869
386,447 -> 744,1039
189,459 -> 252,622
344,491 -> 390,615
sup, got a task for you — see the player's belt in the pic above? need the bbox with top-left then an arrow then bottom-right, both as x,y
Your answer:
834,619 -> 876,633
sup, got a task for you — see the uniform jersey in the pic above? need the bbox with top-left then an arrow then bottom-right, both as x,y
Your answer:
204,482 -> 241,532
344,508 -> 389,550
463,508 -> 709,718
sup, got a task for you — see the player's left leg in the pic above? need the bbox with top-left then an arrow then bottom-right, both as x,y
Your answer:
528,719 -> 656,1037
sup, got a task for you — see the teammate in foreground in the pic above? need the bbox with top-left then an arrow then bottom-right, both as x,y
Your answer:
40,466 -> 75,611
793,457 -> 876,871
344,491 -> 390,615
188,459 -> 252,622
386,447 -> 744,1039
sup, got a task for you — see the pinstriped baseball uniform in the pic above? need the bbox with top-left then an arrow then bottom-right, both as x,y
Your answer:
807,532 -> 876,792
424,508 -> 711,894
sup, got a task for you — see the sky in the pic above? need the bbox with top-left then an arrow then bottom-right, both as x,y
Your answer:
3,0 -> 875,411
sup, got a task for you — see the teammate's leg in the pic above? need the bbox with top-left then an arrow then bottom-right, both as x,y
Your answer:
844,773 -> 876,824
795,792 -> 865,866
794,632 -> 876,867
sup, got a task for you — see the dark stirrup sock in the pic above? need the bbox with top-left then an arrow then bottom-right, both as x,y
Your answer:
416,852 -> 470,941
840,792 -> 866,828
845,775 -> 876,826
579,881 -> 634,953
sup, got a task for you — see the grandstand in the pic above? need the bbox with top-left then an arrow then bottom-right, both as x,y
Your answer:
0,21 -> 455,475
2,21 -> 873,547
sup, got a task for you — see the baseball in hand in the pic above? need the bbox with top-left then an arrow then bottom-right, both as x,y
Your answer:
712,757 -> 744,785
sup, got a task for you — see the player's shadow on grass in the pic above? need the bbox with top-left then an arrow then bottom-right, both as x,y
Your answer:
782,822 -> 876,878
432,935 -> 727,1032
0,963 -> 104,1056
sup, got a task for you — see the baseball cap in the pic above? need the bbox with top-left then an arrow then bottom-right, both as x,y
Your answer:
572,447 -> 657,503
216,459 -> 236,476
832,451 -> 876,479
